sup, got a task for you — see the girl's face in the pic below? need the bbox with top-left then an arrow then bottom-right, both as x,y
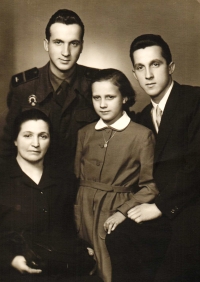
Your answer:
92,80 -> 127,125
14,119 -> 50,163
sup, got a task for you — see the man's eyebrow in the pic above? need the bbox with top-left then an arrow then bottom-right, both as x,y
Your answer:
134,59 -> 163,67
150,59 -> 163,63
134,62 -> 144,67
52,38 -> 64,42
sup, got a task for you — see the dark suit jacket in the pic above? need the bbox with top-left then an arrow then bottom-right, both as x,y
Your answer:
138,81 -> 200,219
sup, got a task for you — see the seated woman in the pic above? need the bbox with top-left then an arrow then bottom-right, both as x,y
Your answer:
0,109 -> 101,282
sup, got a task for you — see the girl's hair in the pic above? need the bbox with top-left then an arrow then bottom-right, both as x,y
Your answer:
13,109 -> 52,141
91,68 -> 136,110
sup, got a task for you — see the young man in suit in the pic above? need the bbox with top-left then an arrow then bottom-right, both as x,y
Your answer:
106,34 -> 200,282
0,9 -> 99,177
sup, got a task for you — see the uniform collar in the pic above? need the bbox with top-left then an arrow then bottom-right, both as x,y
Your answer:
95,111 -> 131,131
49,64 -> 77,92
35,63 -> 94,109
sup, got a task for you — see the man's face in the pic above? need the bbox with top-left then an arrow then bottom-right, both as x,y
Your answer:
132,46 -> 175,103
44,23 -> 83,77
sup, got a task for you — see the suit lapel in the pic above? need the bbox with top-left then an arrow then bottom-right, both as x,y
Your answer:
154,82 -> 181,162
140,104 -> 157,135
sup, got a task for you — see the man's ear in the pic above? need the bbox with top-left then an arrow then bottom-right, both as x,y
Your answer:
169,61 -> 175,75
44,39 -> 49,52
14,140 -> 17,146
132,69 -> 138,81
80,40 -> 84,53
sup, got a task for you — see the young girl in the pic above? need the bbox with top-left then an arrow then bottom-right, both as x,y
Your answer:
74,69 -> 158,282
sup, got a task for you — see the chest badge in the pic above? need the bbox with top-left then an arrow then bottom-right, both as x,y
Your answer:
28,94 -> 37,106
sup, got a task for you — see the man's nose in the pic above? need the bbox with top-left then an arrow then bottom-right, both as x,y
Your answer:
145,67 -> 153,79
61,44 -> 70,56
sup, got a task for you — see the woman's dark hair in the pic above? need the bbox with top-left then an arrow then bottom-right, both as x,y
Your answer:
92,68 -> 136,111
45,9 -> 85,41
13,109 -> 52,141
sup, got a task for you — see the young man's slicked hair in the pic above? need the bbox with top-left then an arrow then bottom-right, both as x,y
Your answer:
130,34 -> 172,65
45,9 -> 85,41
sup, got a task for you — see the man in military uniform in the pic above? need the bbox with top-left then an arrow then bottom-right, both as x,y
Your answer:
1,9 -> 99,178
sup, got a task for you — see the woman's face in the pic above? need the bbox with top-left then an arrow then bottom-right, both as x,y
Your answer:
14,119 -> 50,163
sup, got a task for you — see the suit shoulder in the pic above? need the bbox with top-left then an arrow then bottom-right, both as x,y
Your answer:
140,103 -> 152,114
175,81 -> 200,96
136,103 -> 152,121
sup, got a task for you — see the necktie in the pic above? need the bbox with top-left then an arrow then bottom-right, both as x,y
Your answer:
156,105 -> 162,129
55,80 -> 68,106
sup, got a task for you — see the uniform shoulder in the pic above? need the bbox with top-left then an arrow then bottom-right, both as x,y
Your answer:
77,64 -> 100,80
11,67 -> 39,87
11,64 -> 48,88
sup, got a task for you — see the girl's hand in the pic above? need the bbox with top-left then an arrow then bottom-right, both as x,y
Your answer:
127,203 -> 162,223
11,256 -> 42,274
104,212 -> 126,234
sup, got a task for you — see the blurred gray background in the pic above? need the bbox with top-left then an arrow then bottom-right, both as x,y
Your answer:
0,0 -> 200,136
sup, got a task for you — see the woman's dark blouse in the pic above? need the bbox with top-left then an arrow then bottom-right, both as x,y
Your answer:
0,159 -> 75,270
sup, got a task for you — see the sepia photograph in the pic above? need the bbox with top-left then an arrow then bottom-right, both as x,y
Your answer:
0,0 -> 200,281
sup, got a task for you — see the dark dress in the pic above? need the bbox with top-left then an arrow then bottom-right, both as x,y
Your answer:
0,159 -> 101,282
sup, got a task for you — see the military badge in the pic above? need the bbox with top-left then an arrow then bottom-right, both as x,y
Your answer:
28,94 -> 37,106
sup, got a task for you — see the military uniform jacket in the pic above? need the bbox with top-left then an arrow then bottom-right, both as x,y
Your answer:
0,63 -> 99,174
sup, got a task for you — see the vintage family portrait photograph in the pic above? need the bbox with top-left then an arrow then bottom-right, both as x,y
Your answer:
0,0 -> 200,281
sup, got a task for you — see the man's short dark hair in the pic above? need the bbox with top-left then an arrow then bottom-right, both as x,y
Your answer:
130,34 -> 172,65
92,68 -> 136,110
45,9 -> 85,41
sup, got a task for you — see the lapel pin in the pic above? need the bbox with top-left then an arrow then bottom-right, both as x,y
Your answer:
28,94 -> 37,106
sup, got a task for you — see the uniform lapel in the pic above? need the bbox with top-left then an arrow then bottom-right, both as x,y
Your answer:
61,86 -> 77,115
61,64 -> 92,115
35,63 -> 54,103
154,82 -> 181,162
